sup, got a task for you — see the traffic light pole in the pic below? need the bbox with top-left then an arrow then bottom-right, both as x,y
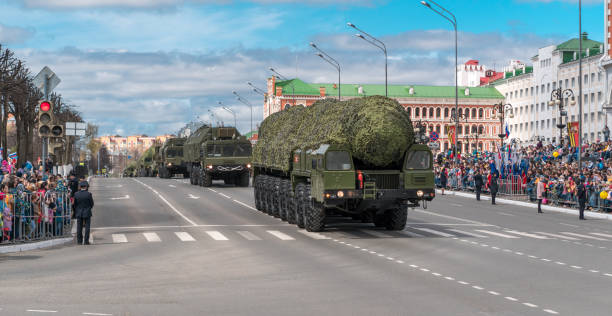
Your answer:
42,75 -> 49,171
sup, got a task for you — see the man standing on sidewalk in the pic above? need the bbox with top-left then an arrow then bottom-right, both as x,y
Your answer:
576,179 -> 587,220
474,169 -> 483,201
488,170 -> 499,205
536,175 -> 546,214
74,181 -> 94,245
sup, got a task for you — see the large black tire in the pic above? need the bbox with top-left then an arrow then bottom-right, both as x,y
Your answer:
305,198 -> 325,232
254,176 -> 263,211
202,170 -> 212,187
261,176 -> 270,214
239,172 -> 250,187
385,207 -> 407,230
189,168 -> 196,185
279,179 -> 290,221
373,214 -> 386,228
271,178 -> 281,218
295,183 -> 306,228
286,182 -> 296,224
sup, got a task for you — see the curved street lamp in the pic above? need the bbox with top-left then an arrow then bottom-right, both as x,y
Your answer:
347,22 -> 388,97
310,42 -> 341,101
548,87 -> 576,146
217,101 -> 237,129
233,91 -> 253,133
493,102 -> 515,151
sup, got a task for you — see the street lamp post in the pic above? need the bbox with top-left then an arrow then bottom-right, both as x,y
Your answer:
548,87 -> 576,146
207,109 -> 216,127
449,110 -> 467,154
247,81 -> 267,96
233,91 -> 253,133
310,42 -> 341,101
347,22 -> 388,97
421,0 -> 458,160
492,103 -> 514,151
218,101 -> 237,128
269,68 -> 296,108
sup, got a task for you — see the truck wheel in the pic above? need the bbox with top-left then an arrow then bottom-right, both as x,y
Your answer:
266,176 -> 275,215
254,176 -> 263,211
295,183 -> 306,228
279,179 -> 289,221
202,170 -> 212,187
271,178 -> 281,218
385,207 -> 407,231
305,200 -> 325,232
183,172 -> 189,179
239,172 -> 250,187
190,169 -> 195,185
286,183 -> 296,224
373,213 -> 386,228
260,176 -> 269,214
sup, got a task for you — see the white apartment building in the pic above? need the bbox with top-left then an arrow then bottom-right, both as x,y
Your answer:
492,33 -> 606,144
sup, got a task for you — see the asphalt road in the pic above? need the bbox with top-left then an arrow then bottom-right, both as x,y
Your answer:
2,176 -> 612,315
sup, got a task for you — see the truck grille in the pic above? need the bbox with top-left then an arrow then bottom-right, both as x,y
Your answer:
413,176 -> 427,184
365,173 -> 400,189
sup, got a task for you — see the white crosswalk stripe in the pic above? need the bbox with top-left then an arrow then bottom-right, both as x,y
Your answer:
360,230 -> 395,238
412,227 -> 456,238
446,229 -> 489,238
535,232 -> 580,240
398,230 -> 424,238
174,232 -> 195,242
560,232 -> 609,241
297,230 -> 330,240
206,231 -> 229,241
237,231 -> 262,240
267,230 -> 295,240
590,232 -> 612,239
474,230 -> 520,239
503,230 -> 550,239
143,232 -> 161,242
112,234 -> 128,243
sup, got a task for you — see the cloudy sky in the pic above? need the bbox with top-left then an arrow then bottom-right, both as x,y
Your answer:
0,0 -> 604,136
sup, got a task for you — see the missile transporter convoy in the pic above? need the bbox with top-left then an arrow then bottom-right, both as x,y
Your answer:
184,125 -> 252,187
136,144 -> 160,177
252,96 -> 435,232
158,137 -> 189,178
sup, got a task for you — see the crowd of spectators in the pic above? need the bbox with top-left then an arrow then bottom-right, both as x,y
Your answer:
0,158 -> 80,243
434,139 -> 612,212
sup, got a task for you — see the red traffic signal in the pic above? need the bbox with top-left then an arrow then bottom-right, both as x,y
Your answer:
39,101 -> 51,112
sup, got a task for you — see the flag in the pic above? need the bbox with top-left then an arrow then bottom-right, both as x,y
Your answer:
567,122 -> 579,147
505,124 -> 510,139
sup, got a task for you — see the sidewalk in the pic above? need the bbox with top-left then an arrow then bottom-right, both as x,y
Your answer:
0,237 -> 74,254
436,189 -> 612,221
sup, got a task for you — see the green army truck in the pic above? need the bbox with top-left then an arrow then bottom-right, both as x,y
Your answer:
136,145 -> 159,177
252,96 -> 435,232
158,137 -> 189,179
184,125 -> 252,187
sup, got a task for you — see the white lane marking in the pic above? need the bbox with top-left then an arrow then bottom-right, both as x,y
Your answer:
93,224 -> 286,230
505,297 -> 518,302
110,195 -> 130,200
143,232 -> 161,242
561,232 -> 609,241
83,313 -> 113,316
474,230 -> 520,239
450,203 -> 463,207
174,232 -> 196,242
208,189 -> 218,193
571,265 -> 582,269
168,184 -> 176,188
219,193 -> 231,199
360,230 -> 394,238
555,262 -> 566,265
535,232 -> 580,240
604,273 -> 612,277
457,281 -> 469,285
472,285 -> 484,290
497,212 -> 515,216
297,229 -> 330,239
591,232 -> 612,239
412,227 -> 456,238
544,309 -> 559,314
133,179 -> 198,226
445,276 -> 455,280
26,310 -> 57,313
399,230 -> 424,237
590,269 -> 600,273
188,194 -> 200,199
233,200 -> 258,211
412,209 -> 491,226
111,234 -> 128,243
432,272 -> 441,276
559,223 -> 579,228
523,303 -> 538,308
446,229 -> 489,238
267,230 -> 295,240
405,223 -> 492,226
488,291 -> 500,295
503,230 -> 550,239
420,268 -> 430,272
206,231 -> 229,241
237,231 -> 262,240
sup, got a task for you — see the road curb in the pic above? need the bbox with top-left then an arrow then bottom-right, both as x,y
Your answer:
0,237 -> 74,254
435,189 -> 612,221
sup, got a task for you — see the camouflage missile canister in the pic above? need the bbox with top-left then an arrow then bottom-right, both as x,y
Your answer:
253,95 -> 414,171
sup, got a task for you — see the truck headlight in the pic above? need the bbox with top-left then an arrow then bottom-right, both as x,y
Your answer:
246,163 -> 252,168
167,163 -> 172,167
417,190 -> 424,197
337,190 -> 344,198
207,165 -> 213,170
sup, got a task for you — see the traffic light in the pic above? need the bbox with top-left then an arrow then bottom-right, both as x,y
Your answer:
37,100 -> 53,137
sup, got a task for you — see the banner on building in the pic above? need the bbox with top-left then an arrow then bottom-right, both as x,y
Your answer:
567,121 -> 580,147
446,125 -> 456,146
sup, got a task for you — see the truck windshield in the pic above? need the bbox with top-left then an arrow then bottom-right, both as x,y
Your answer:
207,144 -> 252,157
404,151 -> 431,170
167,148 -> 183,158
326,151 -> 352,171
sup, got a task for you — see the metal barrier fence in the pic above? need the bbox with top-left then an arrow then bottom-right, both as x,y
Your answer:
436,171 -> 612,213
0,189 -> 72,244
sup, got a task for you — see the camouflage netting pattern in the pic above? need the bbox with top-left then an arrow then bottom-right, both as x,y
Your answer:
253,95 -> 414,171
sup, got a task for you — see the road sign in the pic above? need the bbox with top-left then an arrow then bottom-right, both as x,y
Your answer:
429,131 -> 439,142
66,121 -> 87,136
33,66 -> 61,93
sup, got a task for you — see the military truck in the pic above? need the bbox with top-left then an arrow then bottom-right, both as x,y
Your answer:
136,145 -> 159,177
184,125 -> 252,187
158,137 -> 189,178
252,96 -> 435,232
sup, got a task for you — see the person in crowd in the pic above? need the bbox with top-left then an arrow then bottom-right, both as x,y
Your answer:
536,175 -> 546,214
488,169 -> 499,205
577,179 -> 587,220
74,181 -> 94,245
474,168 -> 483,201
439,164 -> 448,195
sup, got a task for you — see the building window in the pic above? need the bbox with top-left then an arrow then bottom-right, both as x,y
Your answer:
436,107 -> 441,118
598,91 -> 602,103
598,72 -> 602,82
406,107 -> 411,117
591,93 -> 595,105
591,73 -> 595,84
458,108 -> 463,117
478,108 -> 483,118
547,83 -> 550,93
444,108 -> 449,118
584,74 -> 588,84
536,86 -> 539,95
530,87 -> 533,96
436,125 -> 441,134
429,107 -> 434,117
571,77 -> 575,87
422,107 -> 427,117
564,79 -> 568,88
415,107 -> 420,117
471,108 -> 476,118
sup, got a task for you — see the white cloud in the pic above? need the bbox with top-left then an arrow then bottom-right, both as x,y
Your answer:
0,23 -> 34,44
19,0 -> 377,9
